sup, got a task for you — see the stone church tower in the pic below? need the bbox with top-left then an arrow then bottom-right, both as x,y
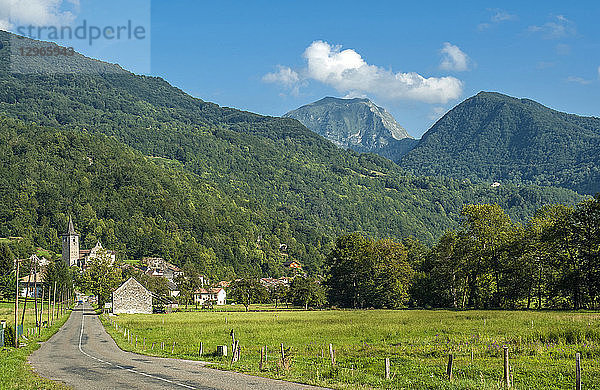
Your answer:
62,216 -> 80,267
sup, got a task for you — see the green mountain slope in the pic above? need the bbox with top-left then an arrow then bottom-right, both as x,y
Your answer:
400,92 -> 600,194
0,32 -> 584,275
0,116 -> 291,278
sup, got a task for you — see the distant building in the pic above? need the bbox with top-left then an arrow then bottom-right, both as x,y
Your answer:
112,277 -> 153,314
282,260 -> 302,270
193,288 -> 226,306
80,241 -> 116,268
61,217 -> 115,268
18,254 -> 48,297
142,257 -> 184,281
62,216 -> 80,267
19,270 -> 45,297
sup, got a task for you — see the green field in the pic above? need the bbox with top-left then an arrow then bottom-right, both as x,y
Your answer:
0,301 -> 71,390
102,309 -> 600,389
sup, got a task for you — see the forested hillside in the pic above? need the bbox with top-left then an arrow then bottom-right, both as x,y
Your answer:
0,32 -> 584,277
400,92 -> 600,194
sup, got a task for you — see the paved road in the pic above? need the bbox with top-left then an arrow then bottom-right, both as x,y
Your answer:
30,303 -> 326,390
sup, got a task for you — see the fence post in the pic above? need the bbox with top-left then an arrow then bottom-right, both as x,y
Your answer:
171,341 -> 176,354
447,353 -> 453,381
259,346 -> 264,370
199,342 -> 203,357
503,346 -> 510,388
280,343 -> 285,363
385,358 -> 390,379
329,343 -> 335,366
576,353 -> 581,390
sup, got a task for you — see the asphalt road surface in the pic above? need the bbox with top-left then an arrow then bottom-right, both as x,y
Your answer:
30,303 -> 326,390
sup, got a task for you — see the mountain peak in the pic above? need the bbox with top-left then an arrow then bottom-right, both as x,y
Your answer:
284,96 -> 412,158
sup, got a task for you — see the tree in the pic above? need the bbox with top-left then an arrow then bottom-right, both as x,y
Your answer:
324,233 -> 369,308
268,283 -> 289,308
367,239 -> 414,309
325,233 -> 414,309
459,204 -> 516,308
229,278 -> 267,311
77,249 -> 122,307
0,243 -> 15,300
289,276 -> 326,310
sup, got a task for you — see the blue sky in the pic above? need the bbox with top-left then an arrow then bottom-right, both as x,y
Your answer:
3,1 -> 600,138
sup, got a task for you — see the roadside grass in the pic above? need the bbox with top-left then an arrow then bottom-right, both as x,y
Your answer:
0,301 -> 72,390
101,309 -> 600,389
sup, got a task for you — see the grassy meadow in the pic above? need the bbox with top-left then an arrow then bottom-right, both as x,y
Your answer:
102,308 -> 600,389
0,301 -> 71,390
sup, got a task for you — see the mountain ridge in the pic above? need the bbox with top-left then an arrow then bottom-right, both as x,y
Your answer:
285,96 -> 417,161
401,91 -> 600,194
0,31 -> 584,275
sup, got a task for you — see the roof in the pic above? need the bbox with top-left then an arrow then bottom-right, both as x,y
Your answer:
19,271 -> 45,284
64,216 -> 78,236
283,260 -> 302,268
113,277 -> 150,295
194,287 -> 224,295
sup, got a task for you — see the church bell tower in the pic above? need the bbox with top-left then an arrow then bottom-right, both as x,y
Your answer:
62,216 -> 80,267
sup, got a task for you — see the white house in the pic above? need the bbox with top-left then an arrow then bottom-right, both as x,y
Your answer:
193,287 -> 226,306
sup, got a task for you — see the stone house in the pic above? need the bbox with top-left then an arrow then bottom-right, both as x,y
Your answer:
112,277 -> 152,314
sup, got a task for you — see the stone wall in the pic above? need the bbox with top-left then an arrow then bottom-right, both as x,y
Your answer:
112,278 -> 152,314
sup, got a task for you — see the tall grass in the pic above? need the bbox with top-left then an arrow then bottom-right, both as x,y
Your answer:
103,309 -> 600,389
0,301 -> 71,389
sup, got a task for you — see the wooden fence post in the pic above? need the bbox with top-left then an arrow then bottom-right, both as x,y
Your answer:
259,346 -> 264,370
576,353 -> 581,390
385,358 -> 390,380
329,343 -> 335,366
447,353 -> 453,381
503,346 -> 510,388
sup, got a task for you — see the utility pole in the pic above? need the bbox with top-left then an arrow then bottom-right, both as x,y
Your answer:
52,281 -> 57,323
34,260 -> 39,327
21,262 -> 33,327
47,283 -> 51,325
14,259 -> 20,348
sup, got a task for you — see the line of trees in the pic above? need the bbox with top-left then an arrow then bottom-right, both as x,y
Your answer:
413,196 -> 600,310
322,195 -> 600,311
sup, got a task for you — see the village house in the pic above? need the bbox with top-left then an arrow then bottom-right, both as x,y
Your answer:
112,277 -> 153,314
259,277 -> 290,289
141,257 -> 184,281
19,270 -> 45,297
193,287 -> 226,306
18,255 -> 48,297
282,260 -> 302,270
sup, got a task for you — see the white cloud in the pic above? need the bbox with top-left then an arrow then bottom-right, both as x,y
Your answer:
566,76 -> 592,85
263,65 -> 300,87
439,43 -> 470,72
491,10 -> 517,23
264,40 -> 463,104
263,65 -> 301,96
528,15 -> 576,39
0,0 -> 77,30
478,9 -> 517,30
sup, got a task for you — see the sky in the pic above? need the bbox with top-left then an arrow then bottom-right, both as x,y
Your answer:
2,0 -> 600,138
